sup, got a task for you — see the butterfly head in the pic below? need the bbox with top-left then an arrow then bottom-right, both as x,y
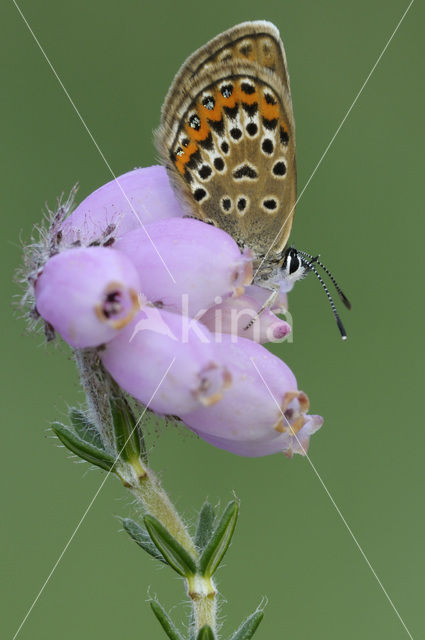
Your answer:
279,247 -> 307,292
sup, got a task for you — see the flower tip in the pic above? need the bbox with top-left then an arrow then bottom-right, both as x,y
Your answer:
194,364 -> 232,407
94,284 -> 140,330
272,321 -> 291,340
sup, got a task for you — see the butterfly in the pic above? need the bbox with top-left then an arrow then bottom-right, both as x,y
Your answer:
155,20 -> 350,338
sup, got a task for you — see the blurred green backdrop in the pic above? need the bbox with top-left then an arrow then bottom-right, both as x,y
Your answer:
2,1 -> 423,638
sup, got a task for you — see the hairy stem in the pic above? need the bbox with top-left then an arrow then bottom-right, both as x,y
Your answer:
75,347 -> 216,632
124,459 -> 198,557
74,348 -> 116,449
187,574 -> 217,634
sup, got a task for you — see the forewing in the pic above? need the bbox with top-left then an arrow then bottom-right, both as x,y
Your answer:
156,22 -> 296,257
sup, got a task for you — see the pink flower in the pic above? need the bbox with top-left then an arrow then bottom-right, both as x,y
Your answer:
61,166 -> 184,245
35,246 -> 140,348
100,309 -> 231,415
199,293 -> 291,343
24,164 -> 323,458
114,218 -> 253,316
180,335 -> 323,457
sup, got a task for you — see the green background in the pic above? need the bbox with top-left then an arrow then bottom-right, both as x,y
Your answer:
2,1 -> 423,638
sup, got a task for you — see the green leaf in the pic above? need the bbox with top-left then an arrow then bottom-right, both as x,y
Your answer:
199,501 -> 239,577
69,408 -> 103,449
197,625 -> 216,640
229,610 -> 264,640
109,394 -> 140,461
150,600 -> 185,640
122,518 -> 167,564
52,422 -> 115,472
194,502 -> 215,551
144,515 -> 197,577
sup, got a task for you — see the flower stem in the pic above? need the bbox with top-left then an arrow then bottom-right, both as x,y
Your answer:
124,459 -> 198,557
187,574 -> 217,633
74,347 -> 217,634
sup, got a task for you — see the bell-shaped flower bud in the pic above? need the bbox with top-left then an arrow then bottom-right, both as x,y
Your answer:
35,246 -> 140,348
114,218 -> 253,317
61,166 -> 184,245
199,294 -> 291,343
100,308 -> 232,416
180,335 -> 323,457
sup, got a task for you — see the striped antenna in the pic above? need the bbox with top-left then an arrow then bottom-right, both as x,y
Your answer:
298,250 -> 351,310
301,258 -> 348,340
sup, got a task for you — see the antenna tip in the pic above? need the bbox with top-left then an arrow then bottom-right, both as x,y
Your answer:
337,317 -> 347,341
339,291 -> 352,310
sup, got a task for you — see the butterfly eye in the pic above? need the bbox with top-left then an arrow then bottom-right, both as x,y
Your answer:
289,254 -> 300,274
282,248 -> 300,275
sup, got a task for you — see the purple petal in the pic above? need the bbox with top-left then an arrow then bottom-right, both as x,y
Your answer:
61,166 -> 184,245
114,218 -> 253,316
180,335 -> 323,457
199,294 -> 291,343
35,247 -> 141,348
100,309 -> 232,415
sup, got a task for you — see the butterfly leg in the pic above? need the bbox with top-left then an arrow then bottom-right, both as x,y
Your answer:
243,283 -> 280,330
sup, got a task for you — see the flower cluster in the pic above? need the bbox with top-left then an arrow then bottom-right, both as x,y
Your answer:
25,165 -> 323,457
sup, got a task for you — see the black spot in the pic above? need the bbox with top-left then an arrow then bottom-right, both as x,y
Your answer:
202,96 -> 215,110
264,93 -> 277,105
186,148 -> 201,169
223,104 -> 239,120
273,161 -> 286,176
246,122 -> 258,136
184,170 -> 193,183
242,102 -> 258,117
182,137 -> 190,147
210,118 -> 225,136
176,146 -> 184,157
237,197 -> 247,212
199,132 -> 214,150
263,117 -> 278,130
239,44 -> 253,57
241,82 -> 255,94
263,199 -> 277,210
289,255 -> 300,275
222,197 -> 231,211
194,188 -> 207,202
189,114 -> 201,130
262,138 -> 274,154
214,157 -> 225,171
199,164 -> 212,179
230,128 -> 242,140
221,141 -> 229,154
221,84 -> 233,98
280,127 -> 289,145
233,165 -> 258,180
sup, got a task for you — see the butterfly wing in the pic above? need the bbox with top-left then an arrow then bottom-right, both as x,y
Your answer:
156,21 -> 296,258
